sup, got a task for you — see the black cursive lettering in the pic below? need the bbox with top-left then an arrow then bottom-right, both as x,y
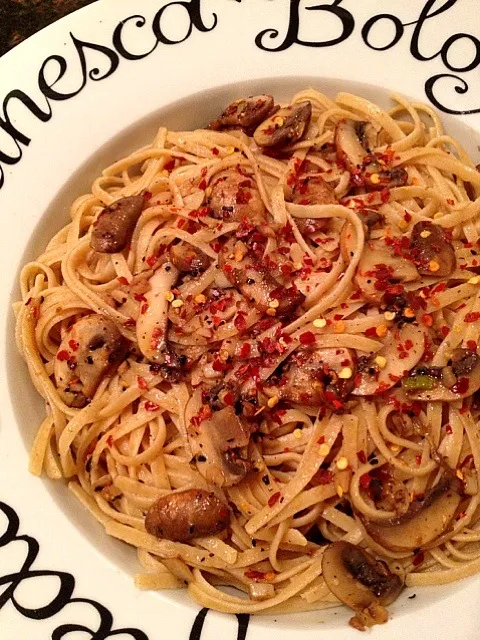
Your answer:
113,16 -> 159,60
189,608 -> 251,640
362,14 -> 404,51
152,0 -> 217,45
255,0 -> 354,52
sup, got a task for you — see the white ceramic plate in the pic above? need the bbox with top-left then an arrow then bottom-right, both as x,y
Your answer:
1,1 -> 480,638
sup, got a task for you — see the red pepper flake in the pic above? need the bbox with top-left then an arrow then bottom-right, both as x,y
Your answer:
134,293 -> 147,302
415,455 -> 422,465
107,435 -> 114,447
244,569 -> 273,581
123,317 -> 136,328
460,398 -> 469,414
234,313 -> 247,333
198,178 -> 207,190
364,326 -> 378,337
317,436 -> 325,444
299,331 -> 316,345
164,158 -> 175,171
412,551 -> 425,567
56,350 -> 70,361
212,147 -> 219,156
146,255 -> 157,268
239,343 -> 251,358
141,303 -> 149,314
145,401 -> 160,412
359,472 -> 371,489
441,325 -> 450,338
137,376 -> 148,390
117,276 -> 129,285
452,377 -> 469,394
445,424 -> 453,434
467,340 -> 477,351
357,450 -> 367,464
223,391 -> 235,406
268,492 -> 281,507
68,340 -> 79,351
465,312 -> 480,323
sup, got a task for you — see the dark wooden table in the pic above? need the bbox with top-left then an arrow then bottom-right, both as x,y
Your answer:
0,0 -> 97,57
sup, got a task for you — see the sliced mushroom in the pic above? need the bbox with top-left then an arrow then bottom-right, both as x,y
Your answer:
291,173 -> 336,207
188,406 -> 252,487
54,314 -> 128,408
267,347 -> 357,408
354,239 -> 419,303
253,101 -> 312,149
169,242 -> 210,275
410,221 -> 456,277
335,119 -> 407,190
136,262 -> 185,371
322,541 -> 403,629
363,475 -> 463,552
209,94 -> 276,134
219,238 -> 305,317
145,489 -> 230,542
340,210 -> 383,262
353,324 -> 427,396
90,195 -> 144,253
209,169 -> 266,225
403,348 -> 480,401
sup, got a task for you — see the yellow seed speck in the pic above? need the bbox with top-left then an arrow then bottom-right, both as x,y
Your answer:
429,260 -> 440,273
194,294 -> 207,304
313,318 -> 327,328
225,146 -> 236,155
273,116 -> 285,126
164,291 -> 174,302
219,349 -> 229,362
370,173 -> 380,185
376,324 -> 388,338
375,355 -> 387,369
338,367 -> 353,379
266,308 -> 277,316
172,299 -> 183,308
420,230 -> 431,239
336,484 -> 344,498
434,212 -> 443,220
267,395 -> 279,408
293,262 -> 303,271
398,219 -> 408,231
468,276 -> 480,285
336,456 -> 348,470
269,299 -> 280,308
319,443 -> 330,457
334,320 -> 345,334
384,311 -> 396,321
404,307 -> 415,318
293,428 -> 303,440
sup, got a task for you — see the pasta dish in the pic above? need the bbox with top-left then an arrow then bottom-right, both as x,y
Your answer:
14,89 -> 480,630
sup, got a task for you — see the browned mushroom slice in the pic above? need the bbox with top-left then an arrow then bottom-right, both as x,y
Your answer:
145,489 -> 230,542
253,101 -> 312,148
291,174 -> 337,207
335,119 -> 368,171
90,195 -> 144,253
335,119 -> 407,190
340,211 -> 383,262
54,314 -> 128,408
209,169 -> 266,225
410,221 -> 456,277
188,406 -> 252,487
354,239 -> 419,303
169,242 -> 210,275
353,324 -> 427,396
363,475 -> 463,552
209,95 -> 276,134
136,262 -> 185,372
219,239 -> 305,317
404,348 -> 480,401
267,347 -> 357,407
322,541 -> 404,630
